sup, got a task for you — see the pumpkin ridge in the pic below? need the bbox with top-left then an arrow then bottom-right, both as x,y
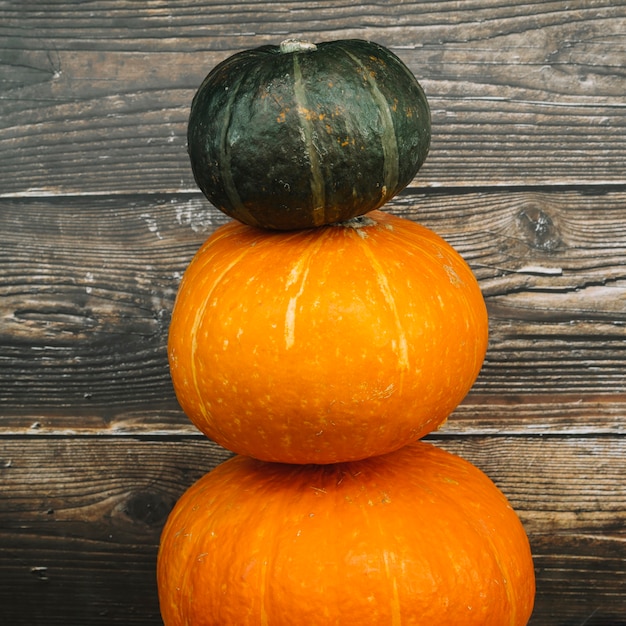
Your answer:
259,557 -> 270,626
218,69 -> 262,228
419,450 -> 528,624
291,52 -> 326,225
337,45 -> 400,205
186,244 -> 253,436
356,234 -> 410,373
375,515 -> 402,626
470,508 -> 528,626
283,233 -> 328,350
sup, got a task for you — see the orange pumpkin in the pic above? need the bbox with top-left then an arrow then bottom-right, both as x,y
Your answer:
168,210 -> 488,464
157,440 -> 535,625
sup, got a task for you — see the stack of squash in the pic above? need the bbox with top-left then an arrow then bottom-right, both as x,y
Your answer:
157,39 -> 536,625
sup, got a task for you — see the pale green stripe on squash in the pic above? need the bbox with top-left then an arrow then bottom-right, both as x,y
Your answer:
292,53 -> 327,226
218,69 -> 262,228
339,46 -> 400,205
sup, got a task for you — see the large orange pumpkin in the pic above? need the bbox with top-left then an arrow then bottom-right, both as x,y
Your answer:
157,440 -> 535,625
168,210 -> 488,464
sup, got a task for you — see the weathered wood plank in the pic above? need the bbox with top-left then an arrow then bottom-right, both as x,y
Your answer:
0,437 -> 231,626
1,189 -> 624,433
2,4 -> 624,626
1,1 -> 625,195
0,435 -> 623,625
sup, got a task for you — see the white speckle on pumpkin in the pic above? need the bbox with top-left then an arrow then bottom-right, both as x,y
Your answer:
283,244 -> 320,349
443,264 -> 463,287
284,296 -> 298,349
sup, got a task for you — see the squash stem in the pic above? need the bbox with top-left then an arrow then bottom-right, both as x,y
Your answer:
335,215 -> 377,229
280,39 -> 318,53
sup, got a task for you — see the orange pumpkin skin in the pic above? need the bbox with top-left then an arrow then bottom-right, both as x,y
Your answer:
157,441 -> 535,626
168,210 -> 488,464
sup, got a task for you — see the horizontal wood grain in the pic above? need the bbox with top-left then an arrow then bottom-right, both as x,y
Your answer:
2,2 -> 625,624
0,434 -> 623,625
2,1 -> 626,195
0,437 -> 230,626
1,189 -> 624,432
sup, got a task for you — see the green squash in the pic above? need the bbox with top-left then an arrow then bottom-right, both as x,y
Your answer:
187,39 -> 431,230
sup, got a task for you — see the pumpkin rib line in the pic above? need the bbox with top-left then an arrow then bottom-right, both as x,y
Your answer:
218,68 -> 261,228
419,462 -> 528,624
187,237 -> 254,445
291,53 -> 326,226
283,232 -> 329,351
337,45 -> 400,206
354,231 -> 410,375
380,531 -> 402,626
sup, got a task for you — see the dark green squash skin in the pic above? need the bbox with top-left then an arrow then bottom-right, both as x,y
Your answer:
187,39 -> 431,230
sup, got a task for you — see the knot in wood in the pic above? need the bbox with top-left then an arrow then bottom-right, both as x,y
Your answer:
124,491 -> 171,527
517,205 -> 562,253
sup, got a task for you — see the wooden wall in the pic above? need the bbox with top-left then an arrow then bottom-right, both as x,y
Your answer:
1,2 -> 625,624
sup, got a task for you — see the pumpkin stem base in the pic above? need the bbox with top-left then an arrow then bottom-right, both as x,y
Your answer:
280,39 -> 318,54
335,215 -> 378,229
